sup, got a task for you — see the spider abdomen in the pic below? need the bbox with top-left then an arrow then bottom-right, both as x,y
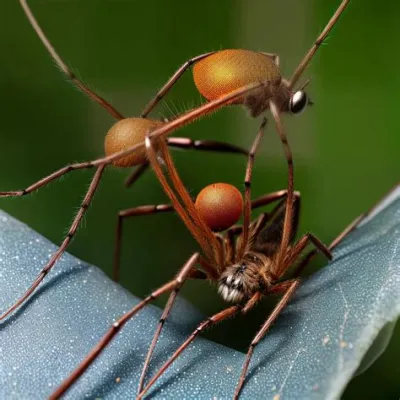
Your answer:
193,49 -> 281,103
195,183 -> 243,231
104,118 -> 164,167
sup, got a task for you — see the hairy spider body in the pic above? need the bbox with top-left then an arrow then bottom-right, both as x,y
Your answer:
140,0 -> 350,121
13,0 -> 351,397
133,122 -> 332,400
245,78 -> 294,118
51,111 -> 341,399
194,49 -> 295,118
218,253 -> 273,303
0,1 -> 267,323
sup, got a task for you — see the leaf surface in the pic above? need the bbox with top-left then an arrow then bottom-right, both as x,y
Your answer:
1,187 -> 399,399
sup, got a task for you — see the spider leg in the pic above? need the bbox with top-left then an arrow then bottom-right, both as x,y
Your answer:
141,52 -> 215,118
0,162 -> 96,198
0,165 -> 106,321
288,233 -> 332,268
20,0 -> 124,120
289,0 -> 350,89
124,137 -> 248,189
113,204 -> 174,282
234,280 -> 300,399
239,117 -> 267,258
269,100 -> 295,271
124,163 -> 150,188
138,292 -> 261,399
291,182 -> 398,278
225,190 -> 301,259
49,252 -> 202,399
136,254 -> 214,394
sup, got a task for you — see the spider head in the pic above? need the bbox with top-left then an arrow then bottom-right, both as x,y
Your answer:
218,267 -> 247,303
218,261 -> 266,303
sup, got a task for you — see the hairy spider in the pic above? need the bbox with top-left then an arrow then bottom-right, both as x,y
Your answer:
49,115 -> 343,399
0,1 -> 267,322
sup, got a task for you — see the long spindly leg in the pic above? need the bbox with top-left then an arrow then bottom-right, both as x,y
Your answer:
146,135 -> 223,266
49,252 -> 204,400
0,165 -> 106,321
274,232 -> 332,279
112,200 -> 219,393
92,80 -> 269,170
241,188 -> 301,262
124,163 -> 150,188
250,189 -> 300,210
238,117 -> 267,259
168,137 -> 249,155
291,184 -> 395,278
0,81 -> 266,195
113,201 -> 218,281
233,280 -> 300,399
0,161 -> 98,198
294,216 -> 364,278
136,192 -> 298,393
124,137 -> 249,188
113,204 -> 174,282
289,0 -> 350,89
269,100 -> 295,268
20,0 -> 124,120
141,52 -> 215,118
324,182 -> 400,252
226,189 -> 300,264
136,255 -> 216,395
138,292 -> 261,399
1,82 -> 266,198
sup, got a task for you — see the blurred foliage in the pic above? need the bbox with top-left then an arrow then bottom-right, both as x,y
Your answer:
0,0 -> 398,398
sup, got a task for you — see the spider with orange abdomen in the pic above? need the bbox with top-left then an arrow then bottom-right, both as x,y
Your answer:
141,0 -> 349,122
0,1 -> 269,322
49,114 -> 365,399
1,1 -> 352,396
0,0 -> 350,321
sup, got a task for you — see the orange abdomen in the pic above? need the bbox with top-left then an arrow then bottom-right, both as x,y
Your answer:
195,183 -> 243,232
193,49 -> 281,101
104,118 -> 164,167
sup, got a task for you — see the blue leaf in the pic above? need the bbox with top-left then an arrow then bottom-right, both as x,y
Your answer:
1,186 -> 399,399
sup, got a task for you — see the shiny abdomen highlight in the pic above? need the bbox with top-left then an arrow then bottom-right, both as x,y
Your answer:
193,49 -> 281,101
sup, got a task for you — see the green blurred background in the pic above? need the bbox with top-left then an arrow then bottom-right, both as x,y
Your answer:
1,0 -> 398,398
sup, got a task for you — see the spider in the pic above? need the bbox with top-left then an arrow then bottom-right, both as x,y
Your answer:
139,0 -> 350,125
0,0 -> 267,322
2,1 -> 351,395
2,0 -> 349,321
137,121 -> 366,399
48,111 -> 359,399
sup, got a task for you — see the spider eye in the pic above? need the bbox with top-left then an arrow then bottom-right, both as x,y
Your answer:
289,91 -> 308,115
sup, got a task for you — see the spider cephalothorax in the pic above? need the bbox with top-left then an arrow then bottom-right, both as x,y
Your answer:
218,254 -> 273,303
244,79 -> 309,118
